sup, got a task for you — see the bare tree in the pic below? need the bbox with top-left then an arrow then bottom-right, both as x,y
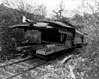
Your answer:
33,4 -> 47,19
2,0 -> 33,12
52,0 -> 65,20
2,0 -> 47,20
82,0 -> 99,39
71,0 -> 99,40
70,13 -> 85,31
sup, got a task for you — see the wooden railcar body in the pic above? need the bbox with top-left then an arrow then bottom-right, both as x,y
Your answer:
9,20 -> 85,56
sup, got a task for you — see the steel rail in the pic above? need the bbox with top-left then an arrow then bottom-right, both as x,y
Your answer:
0,57 -> 33,68
6,60 -> 50,79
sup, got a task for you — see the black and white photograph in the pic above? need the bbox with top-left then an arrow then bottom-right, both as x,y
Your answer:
0,0 -> 98,79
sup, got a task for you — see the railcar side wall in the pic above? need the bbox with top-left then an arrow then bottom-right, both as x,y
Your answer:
74,32 -> 83,45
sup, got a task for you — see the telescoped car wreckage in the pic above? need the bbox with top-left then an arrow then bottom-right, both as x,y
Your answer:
9,19 -> 87,59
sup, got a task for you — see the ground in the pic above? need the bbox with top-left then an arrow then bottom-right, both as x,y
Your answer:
26,44 -> 99,79
0,42 -> 99,79
16,49 -> 99,79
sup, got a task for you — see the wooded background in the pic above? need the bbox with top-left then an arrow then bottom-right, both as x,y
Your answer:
0,0 -> 99,60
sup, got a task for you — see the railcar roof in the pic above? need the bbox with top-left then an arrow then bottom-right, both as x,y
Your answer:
76,30 -> 84,35
9,23 -> 29,28
40,20 -> 74,29
9,20 -> 75,30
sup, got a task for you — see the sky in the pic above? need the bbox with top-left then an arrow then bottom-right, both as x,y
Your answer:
23,0 -> 83,17
0,0 -> 97,18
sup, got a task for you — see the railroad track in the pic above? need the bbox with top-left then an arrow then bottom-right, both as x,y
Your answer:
7,59 -> 51,79
0,55 -> 53,79
0,47 -> 82,79
0,57 -> 33,69
0,56 -> 34,79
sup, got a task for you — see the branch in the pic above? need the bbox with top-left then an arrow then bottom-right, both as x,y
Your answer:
59,55 -> 73,64
69,65 -> 76,79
